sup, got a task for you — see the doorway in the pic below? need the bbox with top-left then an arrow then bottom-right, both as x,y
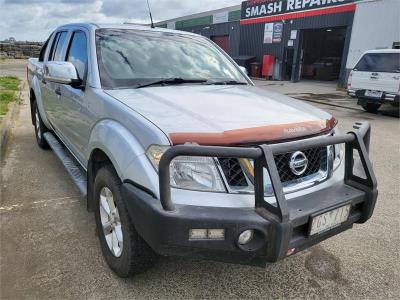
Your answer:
300,27 -> 346,81
284,48 -> 294,80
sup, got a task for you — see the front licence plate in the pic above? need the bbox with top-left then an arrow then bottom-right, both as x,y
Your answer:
365,90 -> 383,98
309,205 -> 351,236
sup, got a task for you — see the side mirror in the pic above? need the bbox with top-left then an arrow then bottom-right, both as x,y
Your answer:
239,66 -> 248,75
44,61 -> 81,86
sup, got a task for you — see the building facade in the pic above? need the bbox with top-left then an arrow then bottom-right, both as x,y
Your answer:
156,0 -> 400,86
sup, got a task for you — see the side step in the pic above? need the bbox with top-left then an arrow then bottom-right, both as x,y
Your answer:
43,132 -> 87,198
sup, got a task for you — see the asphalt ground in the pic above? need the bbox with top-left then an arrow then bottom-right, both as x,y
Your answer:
1,60 -> 399,299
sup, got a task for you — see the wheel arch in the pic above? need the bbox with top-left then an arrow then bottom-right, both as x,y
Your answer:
86,119 -> 159,211
30,76 -> 51,128
87,148 -> 113,212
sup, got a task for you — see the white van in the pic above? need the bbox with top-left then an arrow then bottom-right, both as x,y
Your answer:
347,49 -> 400,113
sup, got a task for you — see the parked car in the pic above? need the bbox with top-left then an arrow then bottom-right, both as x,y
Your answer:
303,57 -> 341,80
27,23 -> 378,278
347,49 -> 400,113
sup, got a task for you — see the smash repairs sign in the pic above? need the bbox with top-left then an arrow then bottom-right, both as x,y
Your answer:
241,0 -> 357,25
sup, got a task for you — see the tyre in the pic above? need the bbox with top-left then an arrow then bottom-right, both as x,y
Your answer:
361,102 -> 381,113
33,101 -> 49,149
94,165 -> 158,277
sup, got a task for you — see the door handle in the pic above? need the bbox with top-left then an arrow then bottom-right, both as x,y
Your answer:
55,88 -> 61,96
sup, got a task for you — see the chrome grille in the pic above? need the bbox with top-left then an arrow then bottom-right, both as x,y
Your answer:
218,158 -> 248,187
218,147 -> 328,189
274,147 -> 327,182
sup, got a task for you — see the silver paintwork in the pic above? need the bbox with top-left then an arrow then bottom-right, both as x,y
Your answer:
27,23 -> 341,208
106,85 -> 331,135
43,61 -> 79,85
99,187 -> 123,257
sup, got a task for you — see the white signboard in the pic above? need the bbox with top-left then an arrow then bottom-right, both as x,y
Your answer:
264,23 -> 274,44
290,30 -> 297,40
167,22 -> 175,29
213,11 -> 229,24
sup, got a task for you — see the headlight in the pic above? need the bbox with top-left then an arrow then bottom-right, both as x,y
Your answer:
240,159 -> 274,196
332,129 -> 345,171
146,145 -> 226,192
333,143 -> 344,170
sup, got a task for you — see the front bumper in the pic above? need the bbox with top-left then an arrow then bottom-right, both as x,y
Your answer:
122,122 -> 378,266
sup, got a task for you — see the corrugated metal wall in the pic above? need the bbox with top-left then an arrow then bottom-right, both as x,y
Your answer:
239,11 -> 355,85
347,0 -> 400,69
160,5 -> 363,86
179,21 -> 241,57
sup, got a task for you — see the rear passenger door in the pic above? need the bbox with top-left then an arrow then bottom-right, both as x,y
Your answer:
42,30 -> 69,130
58,30 -> 90,163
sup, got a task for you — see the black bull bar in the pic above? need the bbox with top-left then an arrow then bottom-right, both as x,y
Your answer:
158,122 -> 378,262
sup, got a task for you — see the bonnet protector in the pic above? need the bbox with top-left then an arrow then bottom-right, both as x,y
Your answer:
169,117 -> 337,146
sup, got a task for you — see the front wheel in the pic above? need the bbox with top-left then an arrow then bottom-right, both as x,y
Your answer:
94,165 -> 158,277
361,102 -> 381,113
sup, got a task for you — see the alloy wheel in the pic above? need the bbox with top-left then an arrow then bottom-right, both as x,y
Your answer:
35,108 -> 41,139
99,187 -> 123,257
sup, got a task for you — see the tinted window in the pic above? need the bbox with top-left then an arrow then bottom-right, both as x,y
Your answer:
38,38 -> 49,62
66,31 -> 88,80
355,53 -> 400,73
50,31 -> 68,61
48,32 -> 60,61
96,29 -> 247,89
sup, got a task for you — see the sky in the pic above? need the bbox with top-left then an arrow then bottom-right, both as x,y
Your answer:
0,0 -> 244,42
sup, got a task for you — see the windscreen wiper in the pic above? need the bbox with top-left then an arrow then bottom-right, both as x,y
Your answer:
204,80 -> 248,85
135,78 -> 207,89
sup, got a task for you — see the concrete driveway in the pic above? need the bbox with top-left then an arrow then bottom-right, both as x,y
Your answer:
1,61 -> 399,299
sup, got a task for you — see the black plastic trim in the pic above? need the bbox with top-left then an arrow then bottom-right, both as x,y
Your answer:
156,121 -> 378,263
122,180 -> 373,265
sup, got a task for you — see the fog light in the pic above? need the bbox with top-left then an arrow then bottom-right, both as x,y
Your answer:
238,230 -> 254,245
189,229 -> 208,240
189,229 -> 225,240
208,229 -> 225,240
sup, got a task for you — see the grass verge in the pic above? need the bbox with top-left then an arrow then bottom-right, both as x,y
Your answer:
0,76 -> 21,117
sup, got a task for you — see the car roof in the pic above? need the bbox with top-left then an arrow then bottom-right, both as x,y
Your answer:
363,49 -> 400,54
55,22 -> 199,37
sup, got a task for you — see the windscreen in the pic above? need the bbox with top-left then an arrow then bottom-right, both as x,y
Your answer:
96,29 -> 247,89
354,53 -> 400,73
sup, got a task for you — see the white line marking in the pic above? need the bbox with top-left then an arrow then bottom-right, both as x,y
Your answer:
0,196 -> 80,212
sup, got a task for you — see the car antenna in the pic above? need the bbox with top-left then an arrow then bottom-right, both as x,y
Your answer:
146,0 -> 155,28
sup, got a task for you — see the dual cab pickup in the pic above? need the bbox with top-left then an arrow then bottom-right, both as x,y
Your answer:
348,49 -> 400,113
28,23 -> 378,278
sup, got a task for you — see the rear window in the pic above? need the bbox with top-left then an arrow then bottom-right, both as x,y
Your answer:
355,53 -> 400,73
